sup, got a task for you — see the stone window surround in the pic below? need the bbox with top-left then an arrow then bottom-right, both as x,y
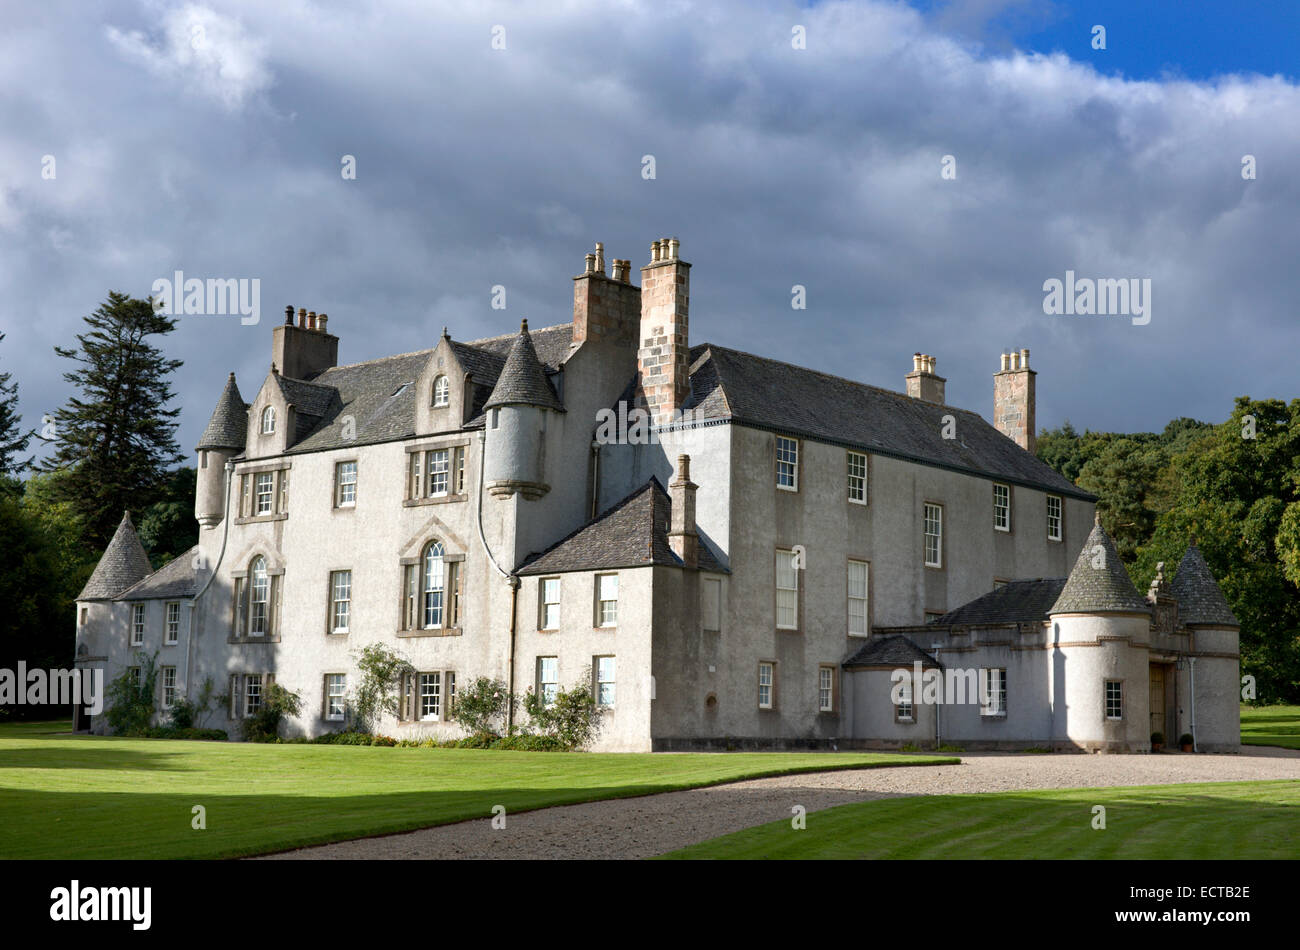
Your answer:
774,546 -> 802,633
234,460 -> 292,524
923,499 -> 945,570
847,450 -> 871,506
404,437 -> 471,507
396,550 -> 465,638
993,482 -> 1013,533
229,562 -> 285,643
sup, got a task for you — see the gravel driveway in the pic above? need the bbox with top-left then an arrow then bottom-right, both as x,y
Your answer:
258,747 -> 1300,860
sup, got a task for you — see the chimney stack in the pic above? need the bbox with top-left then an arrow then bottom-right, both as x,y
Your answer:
637,237 -> 690,425
572,242 -> 640,347
994,348 -> 1036,453
905,352 -> 946,404
273,303 -> 339,380
668,454 -> 699,568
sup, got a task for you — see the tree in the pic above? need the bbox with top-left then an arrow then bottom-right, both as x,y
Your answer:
0,332 -> 33,475
138,467 -> 198,567
42,292 -> 184,548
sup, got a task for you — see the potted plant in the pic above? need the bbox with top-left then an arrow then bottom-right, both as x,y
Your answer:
1179,733 -> 1194,753
1150,731 -> 1164,753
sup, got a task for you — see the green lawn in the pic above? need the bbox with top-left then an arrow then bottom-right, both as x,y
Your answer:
658,781 -> 1300,859
1241,704 -> 1300,750
0,721 -> 956,859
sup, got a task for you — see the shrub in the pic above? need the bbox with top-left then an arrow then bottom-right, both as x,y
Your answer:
105,652 -> 159,735
1151,732 -> 1165,744
125,726 -> 227,741
351,644 -> 414,731
1179,733 -> 1195,746
493,733 -> 568,752
241,683 -> 302,743
522,672 -> 603,751
449,676 -> 513,736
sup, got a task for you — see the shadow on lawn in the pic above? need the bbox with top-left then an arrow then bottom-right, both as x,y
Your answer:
0,746 -> 189,771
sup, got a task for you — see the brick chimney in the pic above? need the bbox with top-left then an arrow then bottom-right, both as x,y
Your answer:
994,348 -> 1036,453
668,453 -> 699,568
572,242 -> 640,347
272,304 -> 339,380
905,353 -> 945,404
637,237 -> 691,425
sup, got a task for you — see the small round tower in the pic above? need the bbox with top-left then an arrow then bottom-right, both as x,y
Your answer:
194,373 -> 248,527
482,320 -> 563,501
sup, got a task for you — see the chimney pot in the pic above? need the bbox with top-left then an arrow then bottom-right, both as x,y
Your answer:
284,305 -> 294,325
1020,347 -> 1029,368
651,240 -> 661,262
1000,352 -> 1010,372
318,313 -> 328,333
594,242 -> 605,275
668,237 -> 679,260
306,311 -> 317,330
584,253 -> 596,274
297,307 -> 307,327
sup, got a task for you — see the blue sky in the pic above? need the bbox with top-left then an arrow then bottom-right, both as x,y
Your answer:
1,0 -> 1298,461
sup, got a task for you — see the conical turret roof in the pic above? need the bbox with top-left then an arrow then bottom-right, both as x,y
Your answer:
483,320 -> 564,411
1171,544 -> 1239,627
77,512 -> 153,601
196,373 -> 248,450
1049,515 -> 1149,615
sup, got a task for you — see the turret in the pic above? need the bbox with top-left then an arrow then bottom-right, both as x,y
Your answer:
482,320 -> 563,501
194,373 -> 247,527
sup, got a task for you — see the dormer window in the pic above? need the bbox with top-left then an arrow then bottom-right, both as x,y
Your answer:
261,406 -> 276,434
433,376 -> 450,408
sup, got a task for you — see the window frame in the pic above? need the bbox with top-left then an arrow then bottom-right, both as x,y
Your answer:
993,483 -> 1011,532
540,577 -> 561,631
1047,495 -> 1063,542
895,679 -> 914,723
260,405 -> 275,434
775,548 -> 800,631
594,656 -> 615,708
418,671 -> 442,721
757,661 -> 775,710
160,666 -> 177,709
775,436 -> 800,492
818,665 -> 835,713
335,460 -> 357,508
164,601 -> 180,645
847,451 -> 869,505
1105,679 -> 1123,721
595,573 -> 618,628
245,673 -> 264,718
923,502 -> 944,569
130,604 -> 145,645
329,569 -> 352,634
254,472 -> 275,516
847,559 -> 869,638
981,668 -> 1007,717
536,657 -> 559,708
325,673 -> 346,721
432,375 -> 450,408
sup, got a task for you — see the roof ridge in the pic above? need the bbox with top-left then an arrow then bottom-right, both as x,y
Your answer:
467,323 -> 570,346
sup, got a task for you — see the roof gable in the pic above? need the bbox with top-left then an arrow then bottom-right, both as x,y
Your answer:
118,547 -> 200,601
843,635 -> 942,669
932,578 -> 1068,626
1171,544 -> 1239,626
196,373 -> 248,451
483,320 -> 564,411
78,512 -> 152,601
1049,518 -> 1149,614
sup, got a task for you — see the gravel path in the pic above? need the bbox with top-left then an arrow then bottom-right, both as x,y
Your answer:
258,747 -> 1300,860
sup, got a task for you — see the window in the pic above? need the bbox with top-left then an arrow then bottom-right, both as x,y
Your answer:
446,672 -> 456,714
335,461 -> 357,507
595,656 -> 615,707
79,607 -> 88,626
245,674 -> 264,716
993,483 -> 1010,531
775,549 -> 798,630
326,674 -> 346,721
279,469 -> 289,512
454,447 -> 466,494
428,449 -> 450,497
419,672 -> 441,721
896,680 -> 914,722
847,560 -> 869,637
422,542 -> 445,628
924,503 -> 943,568
982,668 -> 1007,716
1105,680 -> 1123,720
164,602 -> 180,644
260,406 -> 275,434
255,472 -> 274,515
330,570 -> 352,633
758,662 -> 774,709
847,451 -> 868,504
540,578 -> 561,630
702,576 -> 721,632
596,574 -> 618,627
249,556 -> 270,636
818,666 -> 835,712
403,542 -> 460,631
131,604 -> 145,645
537,657 -> 558,707
161,666 -> 176,709
1047,495 -> 1063,541
433,375 -> 450,407
128,666 -> 141,689
775,436 -> 799,491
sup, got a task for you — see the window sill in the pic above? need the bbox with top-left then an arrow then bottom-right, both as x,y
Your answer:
235,513 -> 288,525
403,494 -> 469,508
397,627 -> 462,639
776,485 -> 798,493
333,505 -> 356,513
980,712 -> 1008,720
228,635 -> 281,644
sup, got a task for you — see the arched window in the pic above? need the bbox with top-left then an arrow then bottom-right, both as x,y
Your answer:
249,556 -> 269,635
261,406 -> 276,434
432,375 -> 450,408
402,541 -> 462,631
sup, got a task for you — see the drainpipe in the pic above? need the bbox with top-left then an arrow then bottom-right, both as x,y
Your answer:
931,643 -> 942,750
474,430 -> 517,730
185,459 -> 235,700
590,439 -> 602,519
1189,654 -> 1197,753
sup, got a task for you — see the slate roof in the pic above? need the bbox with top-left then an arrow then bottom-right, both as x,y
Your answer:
516,478 -> 726,575
843,635 -> 943,669
483,321 -> 565,412
118,547 -> 200,601
196,373 -> 247,450
1171,544 -> 1239,627
279,324 -> 573,455
931,578 -> 1068,626
680,344 -> 1092,501
1048,519 -> 1150,614
78,512 -> 153,601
